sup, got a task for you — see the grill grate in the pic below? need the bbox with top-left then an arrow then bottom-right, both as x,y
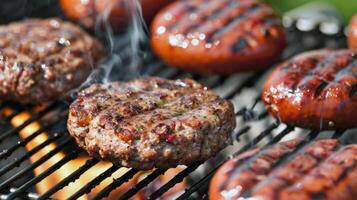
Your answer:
0,15 -> 355,200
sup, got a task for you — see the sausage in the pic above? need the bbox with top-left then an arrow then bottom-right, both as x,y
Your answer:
150,0 -> 286,74
209,139 -> 302,200
60,0 -> 174,31
262,49 -> 357,130
348,14 -> 357,50
209,139 -> 357,200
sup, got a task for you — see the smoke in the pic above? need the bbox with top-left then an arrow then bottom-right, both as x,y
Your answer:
68,0 -> 149,99
97,0 -> 149,83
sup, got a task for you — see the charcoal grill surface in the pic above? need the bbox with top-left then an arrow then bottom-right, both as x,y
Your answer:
0,2 -> 355,200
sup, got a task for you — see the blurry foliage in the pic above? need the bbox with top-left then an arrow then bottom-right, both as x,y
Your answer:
267,0 -> 357,24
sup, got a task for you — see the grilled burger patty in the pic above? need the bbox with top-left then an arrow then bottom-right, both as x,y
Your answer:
0,18 -> 103,104
209,138 -> 357,200
348,14 -> 357,50
262,49 -> 357,130
68,77 -> 236,170
151,0 -> 286,74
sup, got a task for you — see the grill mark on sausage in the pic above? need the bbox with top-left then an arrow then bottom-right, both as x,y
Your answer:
350,83 -> 357,97
205,3 -> 262,44
248,139 -> 340,198
219,140 -> 301,194
168,1 -> 218,31
230,38 -> 249,53
289,51 -> 357,100
279,145 -> 357,200
185,0 -> 241,35
314,80 -> 329,97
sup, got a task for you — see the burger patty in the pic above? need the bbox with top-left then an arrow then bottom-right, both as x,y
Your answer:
262,49 -> 357,130
209,138 -> 357,200
0,18 -> 103,104
348,14 -> 357,50
151,0 -> 286,74
68,77 -> 236,170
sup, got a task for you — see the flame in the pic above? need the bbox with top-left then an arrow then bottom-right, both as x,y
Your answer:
3,106 -> 186,199
3,107 -> 132,199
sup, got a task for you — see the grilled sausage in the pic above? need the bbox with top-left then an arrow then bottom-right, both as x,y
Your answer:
209,138 -> 357,200
60,0 -> 174,31
0,18 -> 103,104
68,77 -> 236,170
262,49 -> 357,130
150,0 -> 286,74
348,14 -> 357,50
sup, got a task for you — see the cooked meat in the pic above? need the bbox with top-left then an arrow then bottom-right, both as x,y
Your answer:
209,138 -> 357,200
0,18 -> 103,104
150,0 -> 286,74
262,49 -> 357,130
67,77 -> 236,170
60,0 -> 174,30
348,14 -> 357,50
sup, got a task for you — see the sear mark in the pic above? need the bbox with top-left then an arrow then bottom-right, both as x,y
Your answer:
350,83 -> 357,97
314,80 -> 329,98
231,38 -> 248,53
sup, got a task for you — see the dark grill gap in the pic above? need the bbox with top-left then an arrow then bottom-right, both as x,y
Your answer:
0,16 -> 353,200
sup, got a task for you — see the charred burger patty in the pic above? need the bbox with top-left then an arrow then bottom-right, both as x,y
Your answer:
0,18 -> 103,104
68,77 -> 236,170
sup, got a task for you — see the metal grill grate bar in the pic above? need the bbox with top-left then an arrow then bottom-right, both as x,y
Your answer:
0,136 -> 72,191
67,165 -> 120,200
92,168 -> 139,200
119,169 -> 165,200
0,102 -> 60,142
0,132 -> 63,177
7,148 -> 82,200
0,113 -> 67,160
37,158 -> 100,200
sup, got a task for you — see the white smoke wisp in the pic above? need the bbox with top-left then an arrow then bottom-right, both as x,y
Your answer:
68,0 -> 148,99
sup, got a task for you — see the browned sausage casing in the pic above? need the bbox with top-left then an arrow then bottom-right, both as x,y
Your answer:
150,0 -> 286,74
348,14 -> 357,50
262,49 -> 357,130
209,138 -> 357,200
60,0 -> 174,30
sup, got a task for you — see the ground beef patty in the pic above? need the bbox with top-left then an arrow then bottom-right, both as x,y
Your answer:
262,49 -> 357,130
0,18 -> 103,104
68,77 -> 236,170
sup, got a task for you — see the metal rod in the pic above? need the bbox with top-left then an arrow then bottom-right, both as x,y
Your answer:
37,158 -> 100,200
0,137 -> 72,191
0,102 -> 60,142
0,132 -> 62,177
148,162 -> 201,200
7,148 -> 82,200
92,168 -> 139,200
67,165 -> 120,200
119,169 -> 165,200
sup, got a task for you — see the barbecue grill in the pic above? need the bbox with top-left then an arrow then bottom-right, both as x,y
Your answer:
0,1 -> 355,200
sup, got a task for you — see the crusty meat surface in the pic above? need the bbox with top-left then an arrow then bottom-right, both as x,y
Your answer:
151,0 -> 286,74
262,49 -> 357,130
0,18 -> 103,104
209,138 -> 357,200
68,77 -> 236,170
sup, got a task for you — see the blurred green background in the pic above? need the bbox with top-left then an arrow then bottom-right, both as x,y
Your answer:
267,0 -> 357,24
